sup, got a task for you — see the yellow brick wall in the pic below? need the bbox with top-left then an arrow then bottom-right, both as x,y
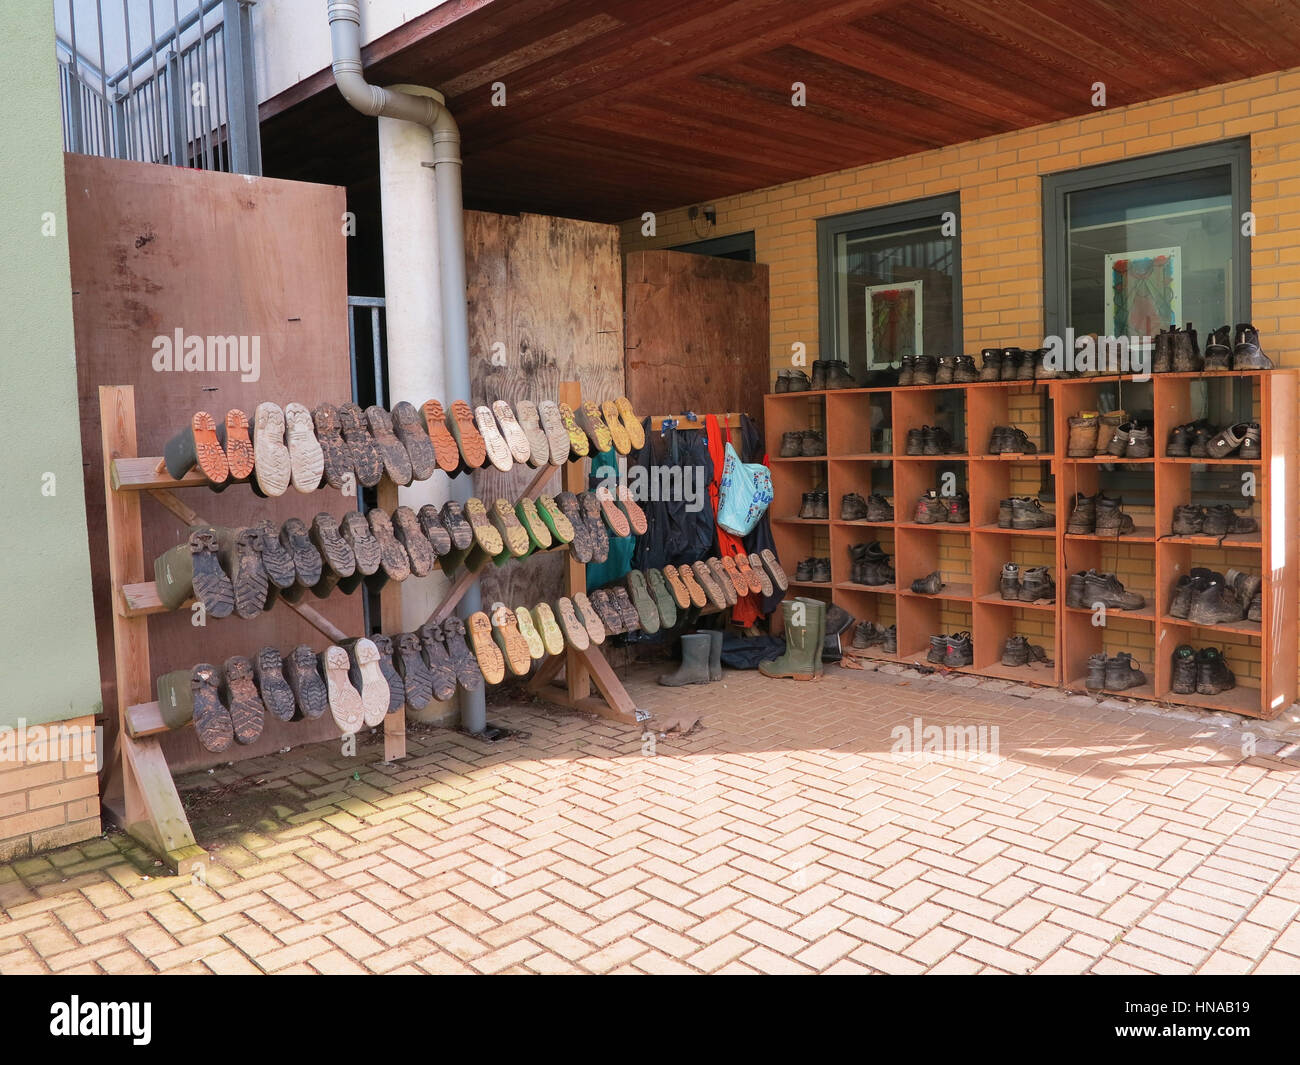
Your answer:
0,715 -> 100,862
624,69 -> 1298,698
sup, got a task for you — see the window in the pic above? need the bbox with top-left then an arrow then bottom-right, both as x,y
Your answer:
817,195 -> 961,378
1042,141 -> 1252,503
670,231 -> 756,262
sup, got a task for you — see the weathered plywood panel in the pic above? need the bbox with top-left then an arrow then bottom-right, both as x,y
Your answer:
65,155 -> 361,773
467,211 -> 624,610
623,250 -> 768,434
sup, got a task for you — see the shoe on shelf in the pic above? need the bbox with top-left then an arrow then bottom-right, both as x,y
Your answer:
1203,326 -> 1232,371
1083,570 -> 1145,611
1170,644 -> 1198,694
1196,646 -> 1236,694
944,632 -> 974,668
978,348 -> 1002,381
1000,563 -> 1020,601
1011,497 -> 1055,530
1001,635 -> 1030,667
913,490 -> 948,525
866,493 -> 894,522
1104,652 -> 1147,691
779,431 -> 803,457
1094,411 -> 1128,456
1151,328 -> 1174,374
841,492 -> 870,521
1232,323 -> 1273,370
1067,412 -> 1100,457
1093,496 -> 1136,537
946,491 -> 970,524
1171,324 -> 1202,373
952,355 -> 980,383
1019,566 -> 1055,603
911,570 -> 944,595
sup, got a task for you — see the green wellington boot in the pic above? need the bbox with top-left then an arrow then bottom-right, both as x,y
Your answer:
760,599 -> 823,680
659,633 -> 712,686
801,597 -> 827,678
154,525 -> 235,617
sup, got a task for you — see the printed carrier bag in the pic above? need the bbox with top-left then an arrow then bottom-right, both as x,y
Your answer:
717,441 -> 773,536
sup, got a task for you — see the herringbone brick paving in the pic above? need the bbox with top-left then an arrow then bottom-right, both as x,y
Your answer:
3,662 -> 1300,974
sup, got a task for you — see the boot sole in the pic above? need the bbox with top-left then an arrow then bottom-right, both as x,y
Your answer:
589,590 -> 624,634
256,521 -> 298,589
284,404 -> 324,492
557,402 -> 590,460
369,510 -> 413,581
626,572 -> 661,633
467,611 -> 506,684
748,554 -> 775,597
338,404 -> 385,487
321,646 -> 365,732
391,401 -> 438,481
255,649 -> 298,723
443,619 -> 484,692
577,493 -> 610,561
224,409 -> 255,481
253,403 -> 292,497
537,401 -> 573,466
223,657 -> 266,745
616,487 -> 648,535
660,565 -> 691,609
595,487 -> 631,538
419,399 -> 464,474
416,505 -> 453,555
535,494 -> 575,544
513,400 -> 552,469
367,406 -> 415,486
490,499 -> 531,558
351,639 -> 391,726
577,401 -> 614,453
513,607 -> 547,660
614,396 -> 645,451
393,506 -> 436,576
474,405 -> 513,472
492,400 -> 533,465
341,512 -> 383,575
550,600 -> 586,652
572,593 -> 606,644
599,400 -> 632,454
280,521 -> 323,588
313,405 -> 353,489
180,532 -> 235,618
191,665 -> 233,752
228,532 -> 270,619
515,498 -> 554,551
556,493 -> 595,563
672,564 -> 707,608
718,557 -> 747,600
312,515 -> 357,578
491,607 -> 534,676
394,636 -> 434,709
440,503 -> 476,551
284,649 -> 328,720
465,497 -> 505,556
693,561 -> 728,609
192,411 -> 229,483
647,571 -> 678,628
610,587 -> 641,631
417,626 -> 459,702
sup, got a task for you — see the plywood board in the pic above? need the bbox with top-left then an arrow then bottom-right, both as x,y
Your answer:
623,250 -> 768,438
65,155 -> 362,773
466,210 -> 624,611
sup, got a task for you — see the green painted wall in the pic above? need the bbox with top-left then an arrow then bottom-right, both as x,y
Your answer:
0,5 -> 102,727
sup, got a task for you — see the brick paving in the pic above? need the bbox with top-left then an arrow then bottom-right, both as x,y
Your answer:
3,661 -> 1300,974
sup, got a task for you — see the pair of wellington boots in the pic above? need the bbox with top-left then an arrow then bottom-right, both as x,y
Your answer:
659,631 -> 723,686
760,597 -> 826,680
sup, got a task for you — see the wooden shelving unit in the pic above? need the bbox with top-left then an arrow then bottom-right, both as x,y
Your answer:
765,370 -> 1298,719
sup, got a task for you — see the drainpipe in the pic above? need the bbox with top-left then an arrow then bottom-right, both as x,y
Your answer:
328,0 -> 486,734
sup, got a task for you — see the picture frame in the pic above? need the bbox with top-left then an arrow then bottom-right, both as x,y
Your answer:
864,279 -> 923,366
1104,246 -> 1181,337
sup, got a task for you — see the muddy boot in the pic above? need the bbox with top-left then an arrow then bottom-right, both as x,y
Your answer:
253,647 -> 297,723
369,634 -> 406,713
1171,504 -> 1205,535
416,504 -> 453,557
392,505 -> 437,576
1019,566 -> 1055,603
416,623 -> 458,703
1001,635 -> 1030,667
310,512 -> 356,597
154,526 -> 235,616
319,645 -> 365,732
474,404 -> 514,473
1092,411 -> 1126,457
490,605 -> 534,677
1189,578 -> 1244,624
978,348 -> 1002,381
759,600 -> 820,680
369,508 -> 413,582
164,411 -> 229,483
589,588 -> 625,634
1171,324 -> 1202,372
392,632 -> 434,710
1000,563 -> 1021,601
1232,324 -> 1273,370
254,519 -> 297,592
1170,644 -> 1198,694
1094,497 -> 1135,537
1105,652 -> 1146,691
1084,571 -> 1144,611
284,645 -> 328,720
1248,590 -> 1262,622
578,492 -> 611,563
250,402 -> 291,497
1086,653 -> 1107,690
391,400 -> 438,482
1012,497 -> 1054,530
444,617 -> 485,692
572,593 -> 607,645
535,401 -> 571,462
882,625 -> 897,653
312,403 -> 353,489
181,663 -> 232,752
659,633 -> 712,686
1201,325 -> 1231,370
514,498 -> 554,553
221,655 -> 266,745
708,630 -> 723,681
1151,328 -> 1174,374
337,402 -> 385,488
926,633 -> 947,664
512,400 -> 551,469
366,405 -> 414,486
343,637 -> 390,726
659,566 -> 691,611
1066,412 -> 1099,457
944,632 -> 973,667
1196,647 -> 1236,694
547,600 -> 584,653
219,526 -> 270,619
1065,571 -> 1088,608
911,570 -> 944,595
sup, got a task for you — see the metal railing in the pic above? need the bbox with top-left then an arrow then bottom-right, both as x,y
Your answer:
55,0 -> 260,174
348,296 -> 388,410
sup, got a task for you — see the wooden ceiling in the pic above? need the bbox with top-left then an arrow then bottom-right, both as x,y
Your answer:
260,0 -> 1300,222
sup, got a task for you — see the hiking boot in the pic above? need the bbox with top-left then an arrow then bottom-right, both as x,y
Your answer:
1084,570 -> 1145,610
1232,324 -> 1273,369
1168,569 -> 1215,619
993,426 -> 1037,454
905,427 -> 925,456
953,355 -> 980,383
1065,571 -> 1088,608
795,558 -> 816,582
1170,645 -> 1198,694
1226,568 -> 1262,614
1171,504 -> 1205,536
1238,422 -> 1262,459
1032,347 -> 1062,380
800,429 -> 826,456
1001,635 -> 1030,667
1000,348 -> 1025,381
866,493 -> 894,521
1203,326 -> 1232,371
1105,652 -> 1147,691
1189,579 -> 1244,624
1189,424 -> 1215,458
852,620 -> 883,648
1166,423 -> 1194,457
1095,411 -> 1128,456
1094,497 -> 1136,536
923,424 -> 956,456
810,360 -> 829,390
978,348 -> 1003,381
1196,647 -> 1236,694
1201,504 -> 1235,537
660,633 -> 712,686
812,557 -> 832,583
927,634 -> 947,664
1151,328 -> 1174,374
1118,424 -> 1153,458
780,431 -> 803,457
912,355 -> 937,386
1066,492 -> 1097,534
826,361 -> 858,389
1171,323 -> 1201,373
911,570 -> 944,595
760,599 -> 823,680
1000,563 -> 1021,600
1012,497 -> 1054,529
1086,653 -> 1107,690
945,632 -> 974,667
913,490 -> 948,524
823,604 -> 853,662
988,426 -> 1010,454
1206,423 -> 1247,459
786,368 -> 812,392
1067,412 -> 1100,457
1019,566 -> 1055,603
881,625 -> 897,653
841,492 -> 870,521
946,491 -> 970,524
1248,590 -> 1262,622
934,355 -> 955,385
898,356 -> 916,386
998,497 -> 1015,529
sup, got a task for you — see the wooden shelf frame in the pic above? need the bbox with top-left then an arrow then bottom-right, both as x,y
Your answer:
765,370 -> 1298,718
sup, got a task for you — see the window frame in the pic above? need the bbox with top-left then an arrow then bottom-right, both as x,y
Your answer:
816,193 -> 963,367
670,231 -> 756,262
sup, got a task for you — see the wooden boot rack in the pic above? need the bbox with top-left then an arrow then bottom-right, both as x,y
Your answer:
98,380 -> 645,875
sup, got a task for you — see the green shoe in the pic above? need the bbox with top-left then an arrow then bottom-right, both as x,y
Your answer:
625,571 -> 661,634
515,498 -> 554,551
759,599 -> 822,680
646,569 -> 678,629
534,494 -> 575,544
